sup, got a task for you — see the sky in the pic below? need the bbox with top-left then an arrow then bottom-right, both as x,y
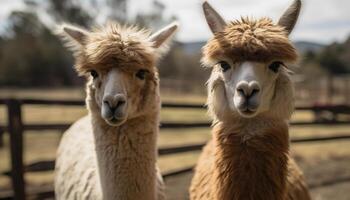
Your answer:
1,0 -> 350,44
131,0 -> 350,44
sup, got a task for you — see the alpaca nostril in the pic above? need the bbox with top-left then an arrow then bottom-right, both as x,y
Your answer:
250,88 -> 260,97
114,95 -> 126,109
236,82 -> 260,99
116,100 -> 125,108
237,88 -> 245,96
103,95 -> 127,113
236,82 -> 250,98
103,100 -> 115,112
103,100 -> 110,107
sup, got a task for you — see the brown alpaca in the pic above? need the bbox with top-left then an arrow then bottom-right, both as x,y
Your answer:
190,1 -> 311,200
55,22 -> 177,200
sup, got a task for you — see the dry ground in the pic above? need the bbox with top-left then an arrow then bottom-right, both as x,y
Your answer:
0,88 -> 350,199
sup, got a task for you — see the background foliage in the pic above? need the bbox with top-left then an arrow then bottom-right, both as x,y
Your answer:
0,0 -> 349,92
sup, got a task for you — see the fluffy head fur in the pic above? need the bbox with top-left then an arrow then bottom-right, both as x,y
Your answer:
202,17 -> 298,65
62,23 -> 159,76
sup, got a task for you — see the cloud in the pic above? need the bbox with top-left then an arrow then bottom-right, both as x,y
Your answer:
0,0 -> 24,20
0,0 -> 349,44
159,0 -> 350,44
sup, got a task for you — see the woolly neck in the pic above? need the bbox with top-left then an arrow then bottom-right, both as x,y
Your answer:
212,119 -> 290,200
88,98 -> 159,200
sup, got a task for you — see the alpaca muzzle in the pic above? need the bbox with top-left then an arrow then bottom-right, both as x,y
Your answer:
101,94 -> 127,126
234,80 -> 260,117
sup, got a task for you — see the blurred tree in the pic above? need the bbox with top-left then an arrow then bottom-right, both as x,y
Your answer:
23,0 -> 95,27
304,50 -> 316,62
47,0 -> 93,27
0,0 -> 187,90
316,38 -> 350,103
159,42 -> 210,93
0,11 -> 76,87
318,44 -> 348,75
134,0 -> 175,30
44,0 -> 128,26
107,0 -> 128,23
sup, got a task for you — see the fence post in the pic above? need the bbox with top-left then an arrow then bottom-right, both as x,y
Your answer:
7,99 -> 25,200
0,129 -> 3,148
0,100 -> 4,148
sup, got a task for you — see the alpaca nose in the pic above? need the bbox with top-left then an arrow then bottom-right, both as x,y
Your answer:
103,94 -> 126,113
236,81 -> 260,99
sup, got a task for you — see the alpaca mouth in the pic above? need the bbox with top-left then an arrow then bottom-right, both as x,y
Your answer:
235,100 -> 259,118
237,103 -> 258,117
105,116 -> 126,126
239,108 -> 257,117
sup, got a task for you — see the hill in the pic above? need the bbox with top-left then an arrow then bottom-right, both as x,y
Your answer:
294,41 -> 325,54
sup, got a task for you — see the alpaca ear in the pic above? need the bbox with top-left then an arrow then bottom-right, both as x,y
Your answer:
278,0 -> 302,35
61,25 -> 89,45
150,22 -> 178,48
202,1 -> 227,34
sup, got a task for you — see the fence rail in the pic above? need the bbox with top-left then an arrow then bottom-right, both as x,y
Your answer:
1,98 -> 350,200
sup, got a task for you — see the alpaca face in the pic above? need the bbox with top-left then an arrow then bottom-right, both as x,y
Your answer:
217,61 -> 281,118
89,65 -> 159,126
202,0 -> 301,120
60,22 -> 178,126
207,58 -> 295,121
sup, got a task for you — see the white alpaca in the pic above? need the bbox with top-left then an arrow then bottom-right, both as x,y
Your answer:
54,22 -> 178,200
190,1 -> 311,200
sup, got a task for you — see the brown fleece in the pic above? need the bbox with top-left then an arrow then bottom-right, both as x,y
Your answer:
191,7 -> 310,200
190,120 -> 311,200
212,122 -> 289,200
202,17 -> 298,65
67,23 -> 157,76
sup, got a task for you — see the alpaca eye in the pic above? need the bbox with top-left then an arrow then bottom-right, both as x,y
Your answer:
90,70 -> 99,79
268,61 -> 284,73
136,69 -> 147,80
218,61 -> 231,72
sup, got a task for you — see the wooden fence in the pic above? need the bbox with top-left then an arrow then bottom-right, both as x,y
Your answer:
1,98 -> 350,200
